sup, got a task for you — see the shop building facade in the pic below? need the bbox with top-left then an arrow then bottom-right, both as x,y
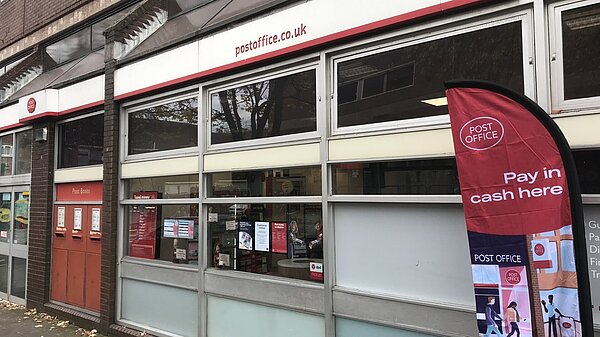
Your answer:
1,0 -> 600,336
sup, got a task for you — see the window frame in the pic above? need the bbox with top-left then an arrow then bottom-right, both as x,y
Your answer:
549,0 -> 600,113
55,111 -> 104,170
121,87 -> 200,162
330,11 -> 535,136
0,127 -> 33,181
204,59 -> 321,152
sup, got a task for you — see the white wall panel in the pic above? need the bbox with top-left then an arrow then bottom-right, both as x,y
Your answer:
121,156 -> 198,179
207,296 -> 325,337
58,75 -> 104,111
54,165 -> 103,183
115,42 -> 199,97
204,143 -> 320,172
334,203 -> 474,307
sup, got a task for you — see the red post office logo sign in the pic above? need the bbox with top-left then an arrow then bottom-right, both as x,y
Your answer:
27,98 -> 36,113
459,116 -> 504,151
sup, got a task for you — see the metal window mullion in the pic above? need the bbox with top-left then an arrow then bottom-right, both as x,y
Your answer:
203,196 -> 322,204
120,198 -> 200,205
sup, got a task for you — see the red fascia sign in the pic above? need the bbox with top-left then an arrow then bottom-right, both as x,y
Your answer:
56,182 -> 103,202
445,80 -> 592,336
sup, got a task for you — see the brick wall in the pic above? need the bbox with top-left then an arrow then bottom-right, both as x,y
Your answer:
0,0 -> 94,50
27,121 -> 55,309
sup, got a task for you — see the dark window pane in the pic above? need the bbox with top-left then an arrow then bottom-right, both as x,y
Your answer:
59,114 -> 103,168
10,257 -> 26,298
338,82 -> 358,104
0,134 -> 13,176
128,97 -> 198,155
127,204 -> 199,264
126,175 -> 199,199
208,203 -> 323,283
574,150 -> 600,194
210,70 -> 316,144
44,28 -> 91,68
337,22 -> 523,127
332,159 -> 460,195
208,167 -> 321,198
15,130 -> 32,174
562,3 -> 600,100
0,254 -> 7,293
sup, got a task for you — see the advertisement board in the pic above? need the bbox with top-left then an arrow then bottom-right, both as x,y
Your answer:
445,81 -> 592,337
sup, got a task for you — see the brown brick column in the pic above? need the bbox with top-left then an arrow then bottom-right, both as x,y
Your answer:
27,121 -> 55,309
100,52 -> 119,330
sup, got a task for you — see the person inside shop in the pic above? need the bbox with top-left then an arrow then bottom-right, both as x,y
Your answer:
505,301 -> 521,337
484,296 -> 504,337
542,294 -> 564,337
308,221 -> 323,259
288,220 -> 304,258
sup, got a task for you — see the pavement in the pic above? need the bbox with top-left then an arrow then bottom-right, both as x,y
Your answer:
0,300 -> 107,337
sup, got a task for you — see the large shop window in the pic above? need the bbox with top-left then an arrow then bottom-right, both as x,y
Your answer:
554,2 -> 600,105
207,203 -> 323,283
58,114 -> 103,168
0,191 -> 30,245
333,159 -> 460,195
335,20 -> 524,129
125,175 -> 199,264
0,130 -> 32,176
128,96 -> 198,155
210,69 -> 317,145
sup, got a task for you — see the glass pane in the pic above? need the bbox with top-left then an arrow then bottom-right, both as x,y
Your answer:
58,114 -> 103,168
44,28 -> 91,68
91,6 -> 133,49
15,130 -> 32,174
337,21 -> 523,127
0,254 -> 7,294
10,257 -> 26,299
127,204 -> 199,264
332,159 -> 460,195
562,3 -> 600,100
126,175 -> 199,199
168,0 -> 215,16
0,193 -> 11,243
128,97 -> 198,155
13,192 -> 29,245
211,70 -> 316,145
207,167 -> 321,198
207,203 -> 323,283
573,150 -> 600,194
0,134 -> 13,176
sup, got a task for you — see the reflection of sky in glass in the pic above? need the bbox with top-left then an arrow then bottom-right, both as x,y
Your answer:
45,28 -> 91,64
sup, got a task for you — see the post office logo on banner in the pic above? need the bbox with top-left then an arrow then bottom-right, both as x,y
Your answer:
459,116 -> 504,151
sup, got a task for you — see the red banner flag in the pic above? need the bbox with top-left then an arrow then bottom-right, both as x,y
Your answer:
445,81 -> 591,337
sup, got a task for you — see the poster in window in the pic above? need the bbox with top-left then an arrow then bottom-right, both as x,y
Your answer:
271,222 -> 287,254
445,81 -> 592,336
163,219 -> 177,238
129,192 -> 158,259
254,221 -> 270,252
178,219 -> 195,239
239,221 -> 253,250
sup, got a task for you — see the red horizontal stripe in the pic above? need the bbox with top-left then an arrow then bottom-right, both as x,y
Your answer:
115,0 -> 481,101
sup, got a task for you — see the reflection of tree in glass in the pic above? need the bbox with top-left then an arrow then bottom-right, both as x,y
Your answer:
211,70 -> 316,143
128,98 -> 198,154
130,98 -> 198,124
